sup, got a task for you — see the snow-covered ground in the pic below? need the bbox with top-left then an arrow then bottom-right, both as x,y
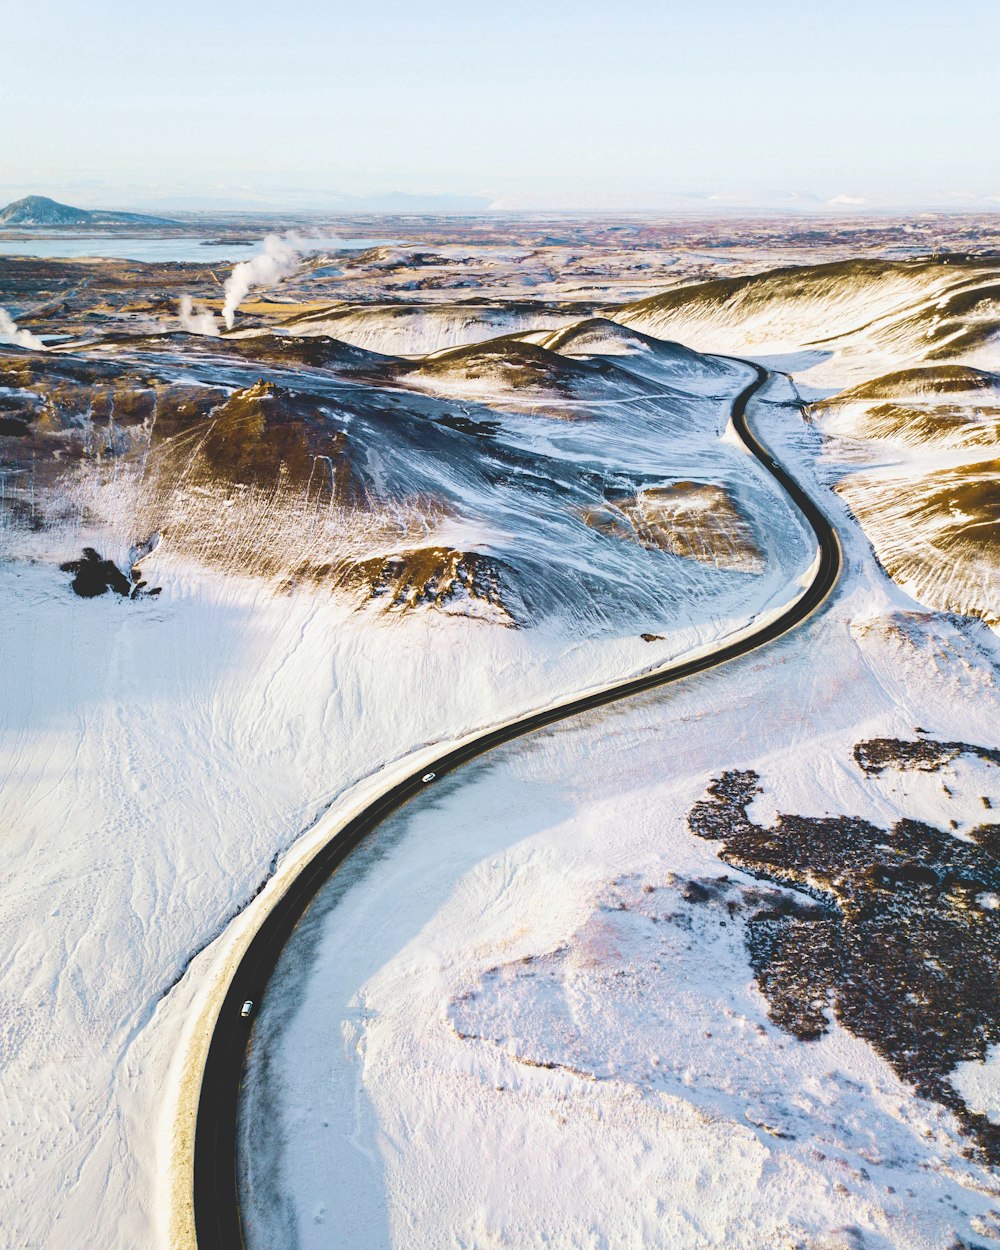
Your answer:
0,567 -> 803,1249
236,379 -> 1000,1250
2,233 -> 998,1250
0,344 -> 818,1247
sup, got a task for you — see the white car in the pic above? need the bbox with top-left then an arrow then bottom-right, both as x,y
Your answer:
240,1000 -> 253,1019
421,772 -> 436,783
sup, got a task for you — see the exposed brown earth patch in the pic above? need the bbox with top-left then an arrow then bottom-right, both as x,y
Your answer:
274,545 -> 519,623
581,481 -> 764,572
339,546 -> 518,623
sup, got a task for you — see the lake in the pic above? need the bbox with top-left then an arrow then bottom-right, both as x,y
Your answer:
0,235 -> 388,263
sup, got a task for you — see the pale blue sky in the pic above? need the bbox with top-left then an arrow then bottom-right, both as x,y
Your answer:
1,0 -> 997,211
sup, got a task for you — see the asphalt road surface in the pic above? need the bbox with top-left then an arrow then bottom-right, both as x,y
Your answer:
192,359 -> 842,1249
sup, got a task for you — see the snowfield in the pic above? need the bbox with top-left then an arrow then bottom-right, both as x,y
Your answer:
1,228 -> 998,1250
0,359 -> 812,1248
0,557 -> 805,1250
234,373 -> 1000,1250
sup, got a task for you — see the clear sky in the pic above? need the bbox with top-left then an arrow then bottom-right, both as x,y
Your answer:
1,0 -> 997,212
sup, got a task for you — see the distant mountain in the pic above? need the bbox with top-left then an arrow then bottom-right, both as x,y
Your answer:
0,195 -> 176,227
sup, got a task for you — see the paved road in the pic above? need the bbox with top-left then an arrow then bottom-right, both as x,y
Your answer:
192,360 -> 842,1249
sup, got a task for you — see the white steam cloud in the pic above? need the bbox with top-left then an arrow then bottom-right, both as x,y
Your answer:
178,295 -> 221,337
221,233 -> 327,330
0,307 -> 45,350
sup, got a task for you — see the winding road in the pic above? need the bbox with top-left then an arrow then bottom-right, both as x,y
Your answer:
192,359 -> 842,1249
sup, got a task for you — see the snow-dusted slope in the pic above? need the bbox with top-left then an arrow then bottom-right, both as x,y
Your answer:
283,301 -> 585,356
815,367 -> 1000,453
604,259 -> 1000,629
834,455 -> 999,628
1,333 -> 794,632
616,258 -> 1000,386
812,365 -> 1000,627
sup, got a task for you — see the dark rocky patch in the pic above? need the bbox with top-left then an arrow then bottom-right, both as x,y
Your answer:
856,737 -> 1000,775
216,333 -> 397,380
60,547 -> 160,599
433,413 -> 501,438
687,744 -> 1000,1164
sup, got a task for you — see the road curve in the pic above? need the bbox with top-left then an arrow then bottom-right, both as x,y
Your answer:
192,360 -> 842,1250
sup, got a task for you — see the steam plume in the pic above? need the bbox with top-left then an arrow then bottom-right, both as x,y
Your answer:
222,233 -> 323,329
178,295 -> 221,337
0,307 -> 44,350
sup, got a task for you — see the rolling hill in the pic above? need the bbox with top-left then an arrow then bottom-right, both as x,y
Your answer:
0,194 -> 175,227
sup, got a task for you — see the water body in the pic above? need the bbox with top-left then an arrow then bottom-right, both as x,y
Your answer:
0,235 -> 388,263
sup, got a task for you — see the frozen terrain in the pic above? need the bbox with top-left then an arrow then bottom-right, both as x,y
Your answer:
237,360 -> 1000,1250
0,243 -> 811,1249
0,215 -> 997,1250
